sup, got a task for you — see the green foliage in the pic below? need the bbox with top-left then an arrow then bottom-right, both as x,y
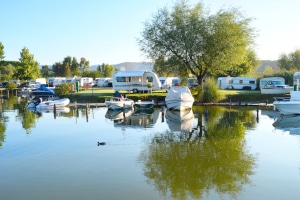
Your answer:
54,83 -> 72,97
0,63 -> 15,81
197,77 -> 222,103
6,82 -> 17,90
15,47 -> 40,80
139,0 -> 255,85
278,49 -> 300,71
0,42 -> 4,60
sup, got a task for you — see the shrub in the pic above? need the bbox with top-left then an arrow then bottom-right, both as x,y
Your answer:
196,77 -> 222,103
54,83 -> 72,97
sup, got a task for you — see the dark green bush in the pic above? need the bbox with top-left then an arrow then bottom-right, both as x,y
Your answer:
196,77 -> 222,103
54,83 -> 72,97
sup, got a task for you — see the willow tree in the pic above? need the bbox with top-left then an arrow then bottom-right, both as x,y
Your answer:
138,0 -> 256,85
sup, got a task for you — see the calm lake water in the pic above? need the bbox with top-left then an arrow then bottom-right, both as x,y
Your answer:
1,96 -> 300,200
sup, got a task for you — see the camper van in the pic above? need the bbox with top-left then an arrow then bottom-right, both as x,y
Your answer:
112,70 -> 161,93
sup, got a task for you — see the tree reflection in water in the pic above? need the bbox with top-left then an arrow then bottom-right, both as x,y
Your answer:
139,106 -> 257,200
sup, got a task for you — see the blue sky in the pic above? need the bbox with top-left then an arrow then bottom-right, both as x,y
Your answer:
1,0 -> 300,65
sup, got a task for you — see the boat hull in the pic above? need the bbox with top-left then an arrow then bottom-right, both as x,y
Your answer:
273,101 -> 300,115
29,98 -> 70,109
105,98 -> 134,110
261,87 -> 293,94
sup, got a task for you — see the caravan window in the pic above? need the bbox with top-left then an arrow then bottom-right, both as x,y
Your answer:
249,80 -> 255,84
116,77 -> 131,82
147,76 -> 153,82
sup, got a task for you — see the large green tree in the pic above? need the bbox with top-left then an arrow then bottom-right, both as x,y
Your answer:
139,0 -> 255,85
15,47 -> 40,80
79,57 -> 89,74
278,49 -> 300,71
101,63 -> 115,77
0,42 -> 5,60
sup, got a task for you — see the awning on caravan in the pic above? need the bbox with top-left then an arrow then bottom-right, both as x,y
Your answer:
116,71 -> 145,77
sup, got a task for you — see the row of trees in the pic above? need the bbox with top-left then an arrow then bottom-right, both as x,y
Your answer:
0,42 -> 115,82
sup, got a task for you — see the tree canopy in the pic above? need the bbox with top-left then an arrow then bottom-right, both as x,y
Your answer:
0,42 -> 4,60
139,0 -> 256,85
15,47 -> 40,80
278,49 -> 300,71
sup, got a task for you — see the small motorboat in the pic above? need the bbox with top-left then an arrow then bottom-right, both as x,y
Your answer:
31,85 -> 55,97
134,100 -> 154,110
28,98 -> 70,109
105,97 -> 134,110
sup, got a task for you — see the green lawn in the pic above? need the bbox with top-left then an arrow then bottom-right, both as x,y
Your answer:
68,87 -> 288,104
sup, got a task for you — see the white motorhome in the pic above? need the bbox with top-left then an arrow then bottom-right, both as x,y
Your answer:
97,78 -> 112,87
112,70 -> 161,93
48,77 -> 66,87
230,77 -> 257,90
65,77 -> 76,84
159,77 -> 179,89
75,77 -> 94,87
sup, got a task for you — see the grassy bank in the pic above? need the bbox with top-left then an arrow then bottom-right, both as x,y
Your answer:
65,87 -> 288,104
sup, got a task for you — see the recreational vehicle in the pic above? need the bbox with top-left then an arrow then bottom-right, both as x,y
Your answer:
217,77 -> 232,89
112,70 -> 161,93
230,77 -> 257,90
97,78 -> 112,87
218,76 -> 257,90
75,77 -> 94,87
48,77 -> 66,87
159,77 -> 179,89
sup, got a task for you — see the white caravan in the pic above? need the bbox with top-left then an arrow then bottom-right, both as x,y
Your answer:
217,76 -> 232,89
218,76 -> 256,90
75,77 -> 94,87
97,78 -> 112,87
230,77 -> 257,90
112,70 -> 161,93
159,77 -> 179,89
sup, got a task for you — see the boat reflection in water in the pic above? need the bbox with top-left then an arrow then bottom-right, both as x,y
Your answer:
165,108 -> 196,131
273,115 -> 300,134
105,108 -> 134,125
28,106 -> 70,114
105,108 -> 161,128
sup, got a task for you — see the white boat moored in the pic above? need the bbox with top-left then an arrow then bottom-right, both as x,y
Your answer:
165,86 -> 194,111
28,98 -> 70,109
273,91 -> 300,115
105,97 -> 134,110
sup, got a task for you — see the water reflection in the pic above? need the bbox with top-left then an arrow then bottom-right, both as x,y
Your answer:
139,106 -> 257,199
273,115 -> 300,135
105,108 -> 161,129
105,108 -> 134,124
165,109 -> 196,131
